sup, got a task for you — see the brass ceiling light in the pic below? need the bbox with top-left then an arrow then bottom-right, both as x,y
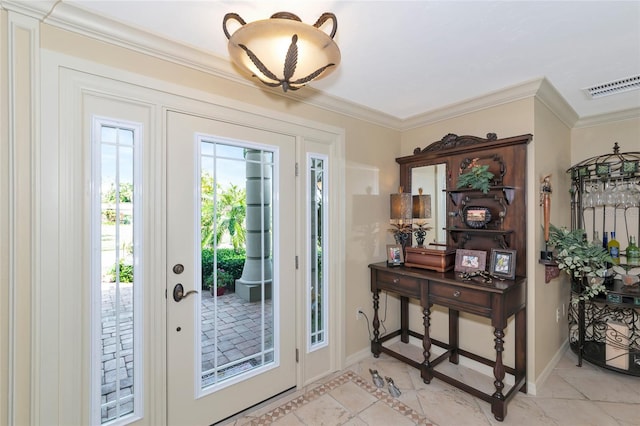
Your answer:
223,11 -> 340,92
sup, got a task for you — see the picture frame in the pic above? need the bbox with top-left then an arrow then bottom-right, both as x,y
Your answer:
490,248 -> 516,280
462,206 -> 492,229
386,244 -> 404,266
454,249 -> 487,273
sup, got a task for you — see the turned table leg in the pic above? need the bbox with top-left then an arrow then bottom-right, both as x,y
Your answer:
491,327 -> 506,421
371,288 -> 381,357
421,303 -> 433,384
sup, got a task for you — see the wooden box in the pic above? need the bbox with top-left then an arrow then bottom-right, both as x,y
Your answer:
404,246 -> 456,272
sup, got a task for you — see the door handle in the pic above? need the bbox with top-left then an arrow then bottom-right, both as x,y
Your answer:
173,283 -> 198,302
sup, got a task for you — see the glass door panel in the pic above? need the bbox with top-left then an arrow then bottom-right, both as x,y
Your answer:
166,112 -> 296,425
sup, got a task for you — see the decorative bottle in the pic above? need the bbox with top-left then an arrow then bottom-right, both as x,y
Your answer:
602,231 -> 608,250
626,236 -> 640,266
592,231 -> 602,248
608,231 -> 620,265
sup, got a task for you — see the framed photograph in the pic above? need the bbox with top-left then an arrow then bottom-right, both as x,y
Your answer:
462,206 -> 492,228
454,249 -> 487,273
490,249 -> 516,280
387,244 -> 404,266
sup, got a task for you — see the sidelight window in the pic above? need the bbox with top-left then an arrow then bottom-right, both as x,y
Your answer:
308,154 -> 328,350
91,119 -> 143,425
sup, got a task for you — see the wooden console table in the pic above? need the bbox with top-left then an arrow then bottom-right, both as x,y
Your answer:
369,262 -> 527,421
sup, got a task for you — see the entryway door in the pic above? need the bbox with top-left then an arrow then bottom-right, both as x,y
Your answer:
166,111 -> 296,425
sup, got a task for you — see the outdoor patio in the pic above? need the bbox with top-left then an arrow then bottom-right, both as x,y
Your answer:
100,283 -> 271,422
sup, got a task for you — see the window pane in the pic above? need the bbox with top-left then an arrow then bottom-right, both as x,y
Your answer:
118,128 -> 134,145
309,156 -> 327,349
101,126 -> 117,143
199,141 -> 276,390
95,121 -> 140,424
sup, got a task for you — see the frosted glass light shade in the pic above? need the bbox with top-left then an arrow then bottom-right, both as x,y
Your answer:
224,12 -> 340,92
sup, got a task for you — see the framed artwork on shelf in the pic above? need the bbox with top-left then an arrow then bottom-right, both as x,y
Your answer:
463,206 -> 492,228
454,249 -> 487,273
490,248 -> 516,280
387,244 -> 404,266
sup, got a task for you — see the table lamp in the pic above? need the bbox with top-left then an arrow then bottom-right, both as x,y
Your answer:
412,188 -> 432,246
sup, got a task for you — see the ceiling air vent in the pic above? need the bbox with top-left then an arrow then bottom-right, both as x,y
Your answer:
584,75 -> 640,99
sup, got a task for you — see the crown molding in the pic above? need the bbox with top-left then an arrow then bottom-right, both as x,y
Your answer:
12,1 -> 402,131
401,78 -> 542,130
2,0 -> 627,132
534,77 -> 580,128
400,77 -> 579,131
574,107 -> 640,128
0,0 -> 52,19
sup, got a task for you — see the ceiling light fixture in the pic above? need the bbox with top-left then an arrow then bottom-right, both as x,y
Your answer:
223,12 -> 340,92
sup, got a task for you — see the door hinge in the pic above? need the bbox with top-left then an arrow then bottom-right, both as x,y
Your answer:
295,162 -> 299,177
296,348 -> 299,363
295,255 -> 299,269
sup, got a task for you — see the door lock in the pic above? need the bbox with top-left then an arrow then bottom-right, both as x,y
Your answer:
172,263 -> 185,274
173,283 -> 198,302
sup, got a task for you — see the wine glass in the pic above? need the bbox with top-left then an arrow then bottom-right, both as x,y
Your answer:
583,183 -> 595,208
605,180 -> 618,206
594,182 -> 607,207
626,180 -> 640,208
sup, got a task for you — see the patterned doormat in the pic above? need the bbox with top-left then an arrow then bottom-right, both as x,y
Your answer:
247,370 -> 433,425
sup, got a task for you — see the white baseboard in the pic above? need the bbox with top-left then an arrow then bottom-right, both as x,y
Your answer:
527,338 -> 569,396
345,345 -> 373,368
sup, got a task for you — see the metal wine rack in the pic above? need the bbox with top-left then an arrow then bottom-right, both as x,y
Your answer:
567,142 -> 640,376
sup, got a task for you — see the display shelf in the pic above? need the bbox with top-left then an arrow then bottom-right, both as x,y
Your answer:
446,228 -> 514,249
397,132 -> 531,279
446,186 -> 515,206
567,142 -> 640,376
568,286 -> 640,377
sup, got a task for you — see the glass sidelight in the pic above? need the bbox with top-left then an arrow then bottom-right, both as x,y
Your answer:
92,119 -> 142,424
308,155 -> 328,350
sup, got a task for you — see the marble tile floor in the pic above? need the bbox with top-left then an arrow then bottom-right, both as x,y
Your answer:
220,343 -> 640,426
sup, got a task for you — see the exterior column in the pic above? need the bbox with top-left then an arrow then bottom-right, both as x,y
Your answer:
236,149 -> 272,301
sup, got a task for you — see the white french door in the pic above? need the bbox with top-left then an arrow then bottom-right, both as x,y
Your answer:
166,111 -> 297,425
42,60 -> 344,424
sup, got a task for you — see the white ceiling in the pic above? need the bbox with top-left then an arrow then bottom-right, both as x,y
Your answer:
57,1 -> 640,120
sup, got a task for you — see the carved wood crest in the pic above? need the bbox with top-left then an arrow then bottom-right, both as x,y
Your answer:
413,133 -> 498,155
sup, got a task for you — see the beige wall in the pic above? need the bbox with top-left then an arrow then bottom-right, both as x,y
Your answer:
572,118 -> 640,163
0,10 -> 9,426
400,102 -> 534,157
531,98 -> 572,380
2,9 -> 37,425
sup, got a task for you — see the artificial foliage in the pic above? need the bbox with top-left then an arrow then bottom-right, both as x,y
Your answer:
456,158 -> 495,194
547,223 -> 612,302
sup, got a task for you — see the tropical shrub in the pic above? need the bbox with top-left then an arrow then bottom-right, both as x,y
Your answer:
107,259 -> 134,283
201,247 -> 246,291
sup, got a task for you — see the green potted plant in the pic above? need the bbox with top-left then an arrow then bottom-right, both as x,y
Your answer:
456,158 -> 495,194
547,223 -> 612,302
214,268 -> 234,296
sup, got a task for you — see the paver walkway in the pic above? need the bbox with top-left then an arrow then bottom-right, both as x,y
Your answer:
100,283 -> 271,422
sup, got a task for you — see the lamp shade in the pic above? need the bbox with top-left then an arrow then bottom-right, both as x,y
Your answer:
413,188 -> 432,219
223,12 -> 340,92
390,192 -> 412,221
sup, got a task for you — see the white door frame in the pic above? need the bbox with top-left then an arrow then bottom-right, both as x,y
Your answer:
37,50 -> 346,424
